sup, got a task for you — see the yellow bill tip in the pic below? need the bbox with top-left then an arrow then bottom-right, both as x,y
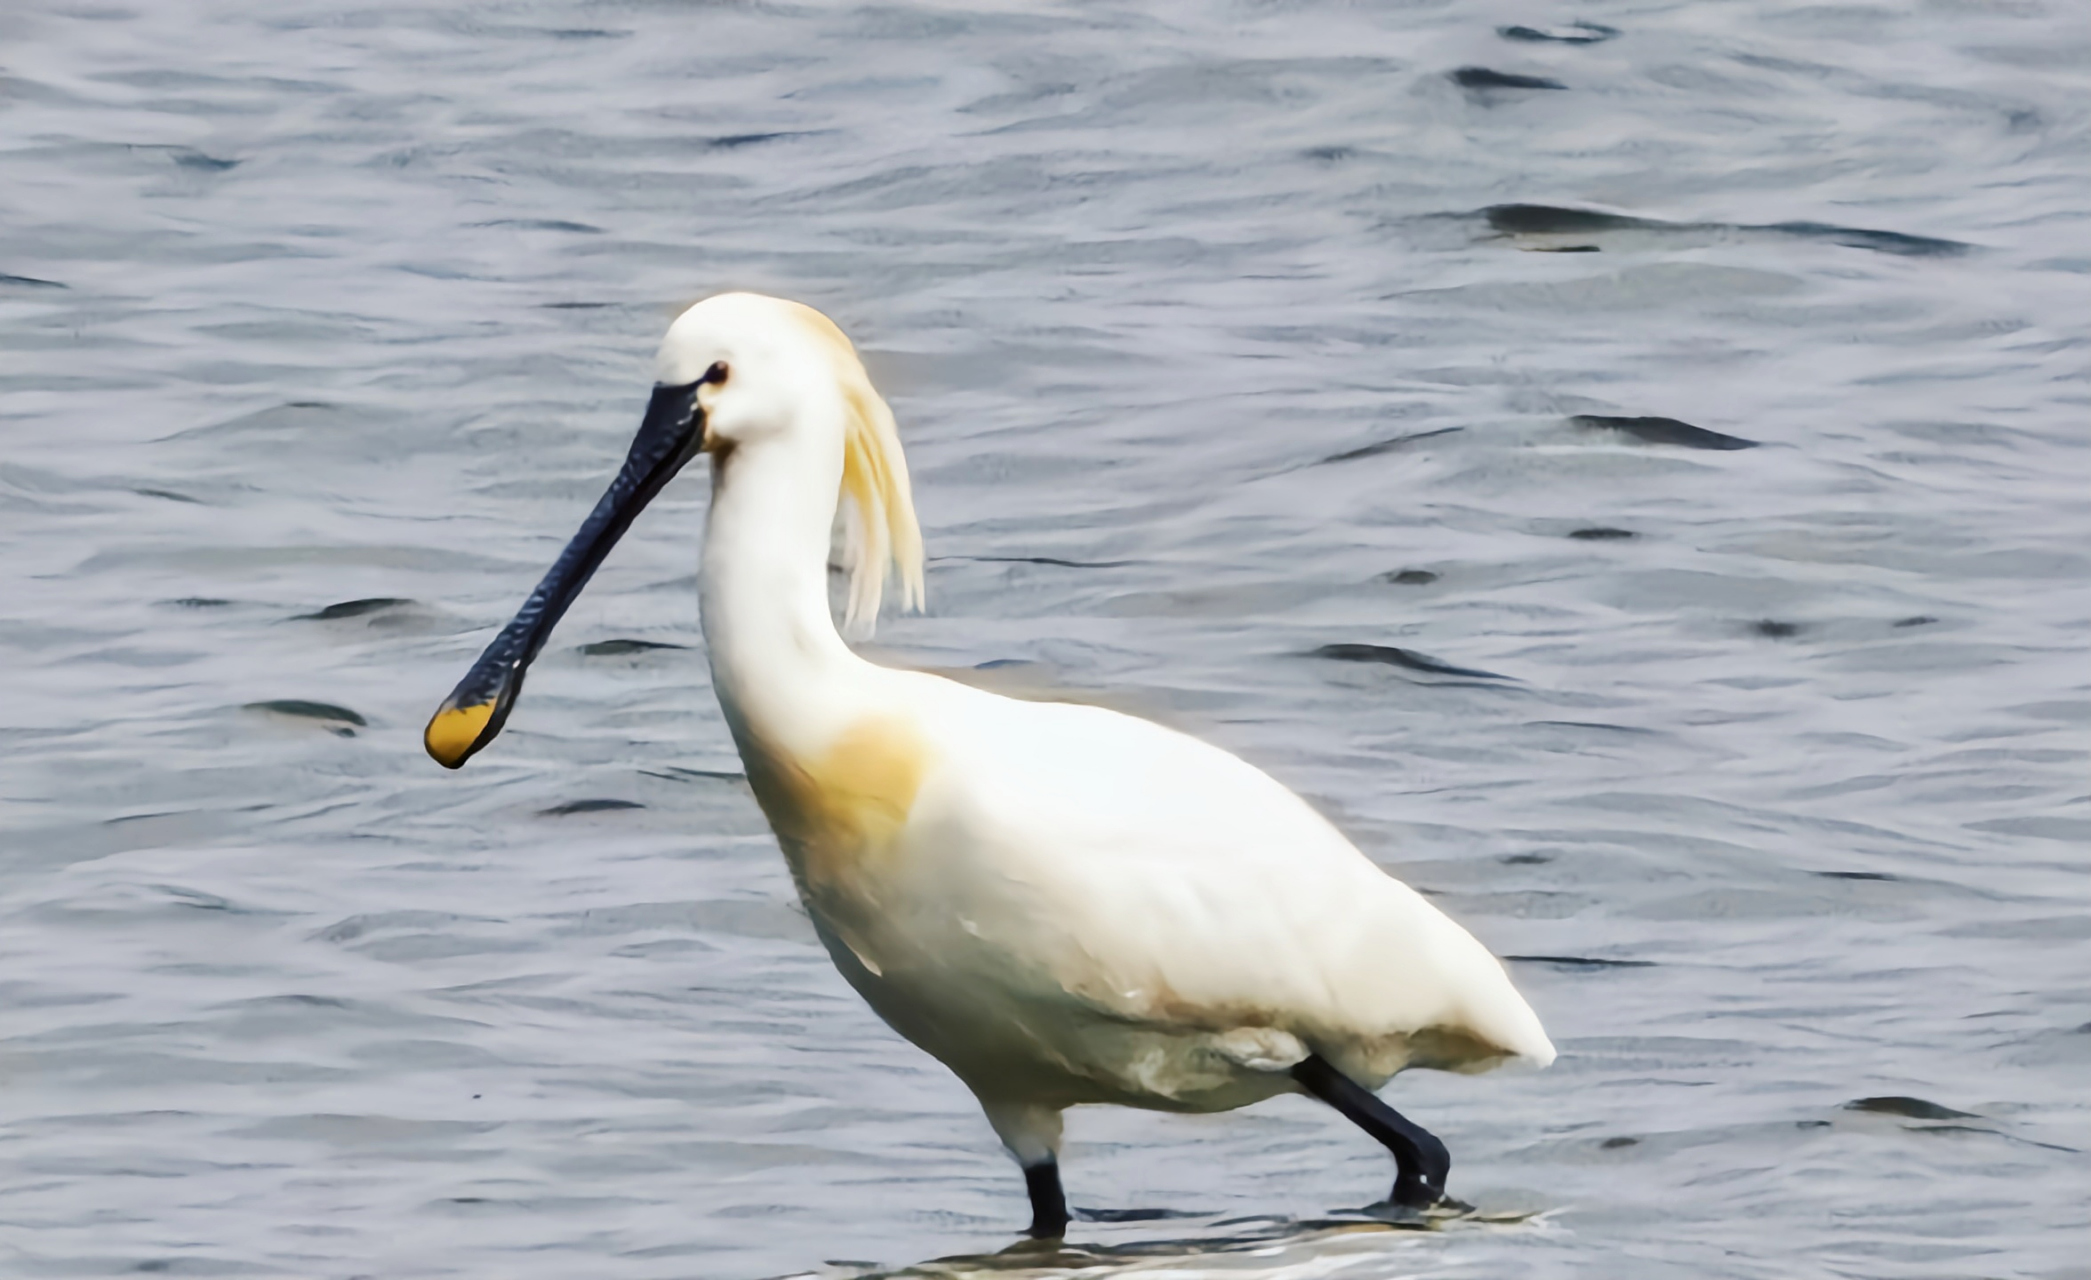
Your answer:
425,700 -> 497,769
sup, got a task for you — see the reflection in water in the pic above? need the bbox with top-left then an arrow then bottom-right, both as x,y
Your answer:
799,1211 -> 1544,1280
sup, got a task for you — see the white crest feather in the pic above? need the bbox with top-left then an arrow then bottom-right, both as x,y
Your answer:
786,303 -> 925,638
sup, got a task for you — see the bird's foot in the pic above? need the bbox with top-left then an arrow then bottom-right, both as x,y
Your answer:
1391,1172 -> 1468,1216
1360,1191 -> 1475,1226
1390,1128 -> 1455,1210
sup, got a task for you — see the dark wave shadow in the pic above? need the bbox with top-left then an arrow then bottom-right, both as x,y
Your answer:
1480,203 -> 1970,257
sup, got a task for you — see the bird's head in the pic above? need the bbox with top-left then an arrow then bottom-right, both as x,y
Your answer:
657,292 -> 834,454
423,292 -> 922,770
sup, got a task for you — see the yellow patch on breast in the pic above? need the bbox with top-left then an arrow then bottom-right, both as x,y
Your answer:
740,714 -> 932,896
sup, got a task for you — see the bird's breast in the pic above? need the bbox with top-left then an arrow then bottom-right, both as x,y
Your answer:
736,711 -> 934,915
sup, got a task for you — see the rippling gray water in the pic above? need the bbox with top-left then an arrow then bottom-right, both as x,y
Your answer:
6,2 -> 2090,1276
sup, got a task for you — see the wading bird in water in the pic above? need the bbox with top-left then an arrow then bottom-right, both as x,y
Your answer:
425,293 -> 1554,1237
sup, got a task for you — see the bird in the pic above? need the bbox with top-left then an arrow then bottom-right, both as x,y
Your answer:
424,292 -> 1555,1238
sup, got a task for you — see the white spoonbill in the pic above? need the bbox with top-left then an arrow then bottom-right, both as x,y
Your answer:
425,292 -> 1554,1236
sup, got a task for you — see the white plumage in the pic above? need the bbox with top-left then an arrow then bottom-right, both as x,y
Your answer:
430,291 -> 1553,1234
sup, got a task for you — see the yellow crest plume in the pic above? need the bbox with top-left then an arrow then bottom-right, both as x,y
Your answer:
785,302 -> 926,637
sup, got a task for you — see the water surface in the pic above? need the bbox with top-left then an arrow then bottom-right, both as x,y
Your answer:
4,2 -> 2089,1277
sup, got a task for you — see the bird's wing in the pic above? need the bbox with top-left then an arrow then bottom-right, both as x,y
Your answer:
893,683 -> 1553,1073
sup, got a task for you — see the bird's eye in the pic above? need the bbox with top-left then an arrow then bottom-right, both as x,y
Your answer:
703,361 -> 729,385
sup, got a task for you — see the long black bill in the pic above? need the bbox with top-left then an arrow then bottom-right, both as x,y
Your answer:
425,380 -> 703,769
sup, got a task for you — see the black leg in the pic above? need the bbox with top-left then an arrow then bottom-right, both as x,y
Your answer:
1291,1053 -> 1457,1208
1022,1159 -> 1069,1238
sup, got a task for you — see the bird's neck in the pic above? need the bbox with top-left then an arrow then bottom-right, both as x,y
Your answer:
699,420 -> 875,759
